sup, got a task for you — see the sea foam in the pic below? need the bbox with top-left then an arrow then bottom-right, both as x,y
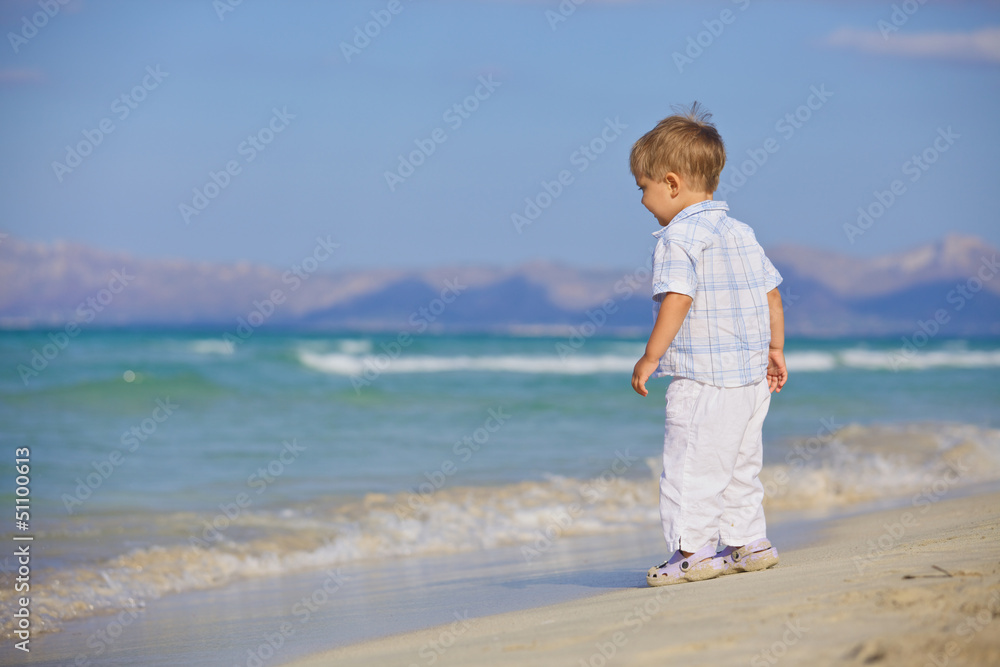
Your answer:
3,421 -> 998,638
297,346 -> 1000,375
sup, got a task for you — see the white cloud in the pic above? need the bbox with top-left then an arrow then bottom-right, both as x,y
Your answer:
825,25 -> 1000,64
0,68 -> 44,84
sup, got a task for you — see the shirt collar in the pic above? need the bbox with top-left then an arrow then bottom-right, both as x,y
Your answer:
652,200 -> 729,238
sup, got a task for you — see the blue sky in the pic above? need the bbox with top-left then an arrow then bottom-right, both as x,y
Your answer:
1,0 -> 999,270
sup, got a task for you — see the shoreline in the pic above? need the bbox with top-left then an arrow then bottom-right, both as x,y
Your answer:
283,488 -> 1000,667
3,487 -> 998,666
1,508 -> 819,666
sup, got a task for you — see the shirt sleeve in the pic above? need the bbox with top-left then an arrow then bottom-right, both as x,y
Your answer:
761,252 -> 782,292
651,238 -> 698,299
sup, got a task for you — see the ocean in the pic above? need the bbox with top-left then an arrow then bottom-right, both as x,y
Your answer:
1,330 -> 999,638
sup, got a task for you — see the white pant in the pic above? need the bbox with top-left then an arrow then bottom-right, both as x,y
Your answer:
659,376 -> 770,553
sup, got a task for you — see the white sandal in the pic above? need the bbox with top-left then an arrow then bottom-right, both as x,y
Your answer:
646,544 -> 725,587
719,538 -> 779,574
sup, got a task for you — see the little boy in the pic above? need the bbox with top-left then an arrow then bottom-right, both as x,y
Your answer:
629,103 -> 787,586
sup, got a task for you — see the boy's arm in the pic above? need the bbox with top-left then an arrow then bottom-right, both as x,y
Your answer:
766,287 -> 787,393
631,292 -> 693,397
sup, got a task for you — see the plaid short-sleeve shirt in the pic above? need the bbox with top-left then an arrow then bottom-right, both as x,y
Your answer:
650,200 -> 782,387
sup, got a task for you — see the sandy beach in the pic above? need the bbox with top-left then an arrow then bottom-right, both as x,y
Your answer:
285,488 -> 1000,667
4,487 -> 998,666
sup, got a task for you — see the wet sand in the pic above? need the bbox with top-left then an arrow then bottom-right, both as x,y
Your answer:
5,489 -> 998,667
284,489 -> 1000,667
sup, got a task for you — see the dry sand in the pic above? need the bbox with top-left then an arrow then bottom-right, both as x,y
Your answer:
284,489 -> 1000,667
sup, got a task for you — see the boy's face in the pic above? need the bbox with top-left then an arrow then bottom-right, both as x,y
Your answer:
635,174 -> 685,227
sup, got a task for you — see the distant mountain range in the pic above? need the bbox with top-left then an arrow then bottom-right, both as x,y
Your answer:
1,232 -> 997,337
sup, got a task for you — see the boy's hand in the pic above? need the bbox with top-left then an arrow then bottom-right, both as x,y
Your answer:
767,348 -> 787,393
765,289 -> 786,393
631,355 -> 660,397
632,292 -> 692,397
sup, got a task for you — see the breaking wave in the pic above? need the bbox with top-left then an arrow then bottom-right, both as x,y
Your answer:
3,422 -> 998,638
297,347 -> 1000,376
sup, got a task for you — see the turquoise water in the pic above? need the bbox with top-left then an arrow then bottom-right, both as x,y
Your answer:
1,330 -> 999,635
5,332 -> 999,510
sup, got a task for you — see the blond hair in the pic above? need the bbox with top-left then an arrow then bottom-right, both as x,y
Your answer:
629,102 -> 726,193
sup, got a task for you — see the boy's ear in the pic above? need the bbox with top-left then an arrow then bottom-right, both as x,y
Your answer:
663,172 -> 681,195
